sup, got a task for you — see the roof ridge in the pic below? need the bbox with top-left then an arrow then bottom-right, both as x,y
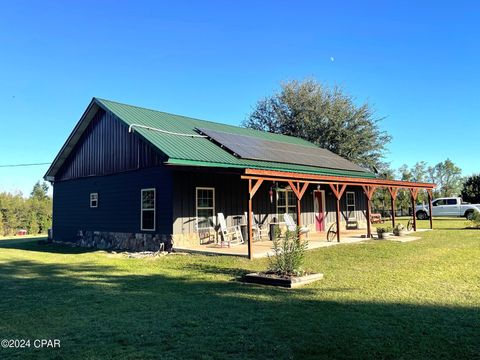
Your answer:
94,97 -> 314,145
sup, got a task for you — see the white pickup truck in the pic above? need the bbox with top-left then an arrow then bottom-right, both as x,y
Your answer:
415,197 -> 480,220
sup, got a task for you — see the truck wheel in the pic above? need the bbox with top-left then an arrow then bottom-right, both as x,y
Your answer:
416,211 -> 428,220
465,210 -> 474,220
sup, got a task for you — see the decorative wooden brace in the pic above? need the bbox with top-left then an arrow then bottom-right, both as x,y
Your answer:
387,187 -> 399,227
329,183 -> 347,242
409,188 -> 419,231
287,180 -> 310,227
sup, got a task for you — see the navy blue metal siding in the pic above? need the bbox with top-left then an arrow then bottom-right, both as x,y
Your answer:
52,167 -> 173,242
56,109 -> 165,181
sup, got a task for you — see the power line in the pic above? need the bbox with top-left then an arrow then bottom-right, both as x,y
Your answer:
0,162 -> 51,168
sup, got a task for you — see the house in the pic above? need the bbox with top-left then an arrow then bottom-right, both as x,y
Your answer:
44,98 -> 435,258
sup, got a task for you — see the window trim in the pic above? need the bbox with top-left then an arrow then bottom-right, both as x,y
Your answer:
90,193 -> 98,208
346,191 -> 356,219
276,188 -> 297,220
196,187 -> 216,226
141,188 -> 156,231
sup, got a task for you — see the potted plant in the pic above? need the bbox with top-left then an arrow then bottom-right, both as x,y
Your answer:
376,226 -> 390,239
393,223 -> 405,236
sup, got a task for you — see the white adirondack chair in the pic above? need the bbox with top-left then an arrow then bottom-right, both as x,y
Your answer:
244,212 -> 269,241
217,213 -> 244,247
284,213 -> 310,237
195,217 -> 216,244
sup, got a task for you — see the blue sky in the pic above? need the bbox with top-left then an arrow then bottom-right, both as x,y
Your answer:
1,0 -> 479,195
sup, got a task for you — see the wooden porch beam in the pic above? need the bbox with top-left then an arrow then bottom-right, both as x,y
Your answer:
287,180 -> 300,199
361,185 -> 377,200
335,197 -> 341,243
244,168 -> 436,189
361,185 -> 376,238
298,181 -> 310,200
247,179 -> 254,259
242,174 -> 435,190
329,183 -> 347,200
427,189 -> 433,230
409,187 -> 419,200
365,191 -> 372,238
410,188 -> 418,232
388,187 -> 398,228
249,178 -> 264,200
387,187 -> 398,200
329,183 -> 346,242
329,183 -> 339,198
337,184 -> 348,200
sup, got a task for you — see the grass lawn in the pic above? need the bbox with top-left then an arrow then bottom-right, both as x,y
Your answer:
0,218 -> 479,359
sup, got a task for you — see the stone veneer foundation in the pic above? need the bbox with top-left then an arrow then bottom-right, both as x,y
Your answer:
55,230 -> 173,252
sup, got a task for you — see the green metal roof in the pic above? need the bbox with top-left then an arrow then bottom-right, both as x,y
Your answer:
95,98 -> 376,179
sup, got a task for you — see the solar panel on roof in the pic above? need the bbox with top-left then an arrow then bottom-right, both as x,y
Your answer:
196,128 -> 367,173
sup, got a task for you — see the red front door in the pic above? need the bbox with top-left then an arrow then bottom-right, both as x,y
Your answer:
314,190 -> 326,231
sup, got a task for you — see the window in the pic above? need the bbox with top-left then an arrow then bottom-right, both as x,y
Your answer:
141,189 -> 156,231
90,193 -> 98,208
277,188 -> 297,222
196,188 -> 215,228
434,199 -> 447,206
446,199 -> 458,205
346,191 -> 356,219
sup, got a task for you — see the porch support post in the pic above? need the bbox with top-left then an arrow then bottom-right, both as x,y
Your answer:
366,193 -> 372,238
329,183 -> 347,242
409,188 -> 419,232
287,180 -> 310,227
248,179 -> 253,260
247,178 -> 264,260
427,189 -> 433,229
361,185 -> 376,238
296,182 -> 302,227
387,187 -> 398,228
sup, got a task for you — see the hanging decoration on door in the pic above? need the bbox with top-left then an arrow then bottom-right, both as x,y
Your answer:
269,182 -> 280,204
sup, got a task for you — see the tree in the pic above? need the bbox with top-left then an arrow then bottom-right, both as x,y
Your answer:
371,164 -> 395,215
31,181 -> 49,201
28,181 -> 52,233
411,161 -> 428,183
0,212 -> 4,236
427,159 -> 463,197
461,174 -> 480,204
27,212 -> 39,235
396,161 -> 429,208
243,79 -> 391,171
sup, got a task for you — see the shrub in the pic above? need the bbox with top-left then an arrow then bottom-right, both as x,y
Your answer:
468,210 -> 480,228
376,226 -> 391,234
268,227 -> 308,277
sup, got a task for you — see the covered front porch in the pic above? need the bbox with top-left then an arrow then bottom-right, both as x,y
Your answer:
241,168 -> 436,259
175,229 -> 369,258
170,167 -> 435,259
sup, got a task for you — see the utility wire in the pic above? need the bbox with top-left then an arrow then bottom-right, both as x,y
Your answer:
0,162 -> 51,168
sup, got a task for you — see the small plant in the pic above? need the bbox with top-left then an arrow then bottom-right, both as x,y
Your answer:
376,226 -> 391,239
268,227 -> 309,277
468,210 -> 480,228
376,226 -> 390,234
393,223 -> 405,236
